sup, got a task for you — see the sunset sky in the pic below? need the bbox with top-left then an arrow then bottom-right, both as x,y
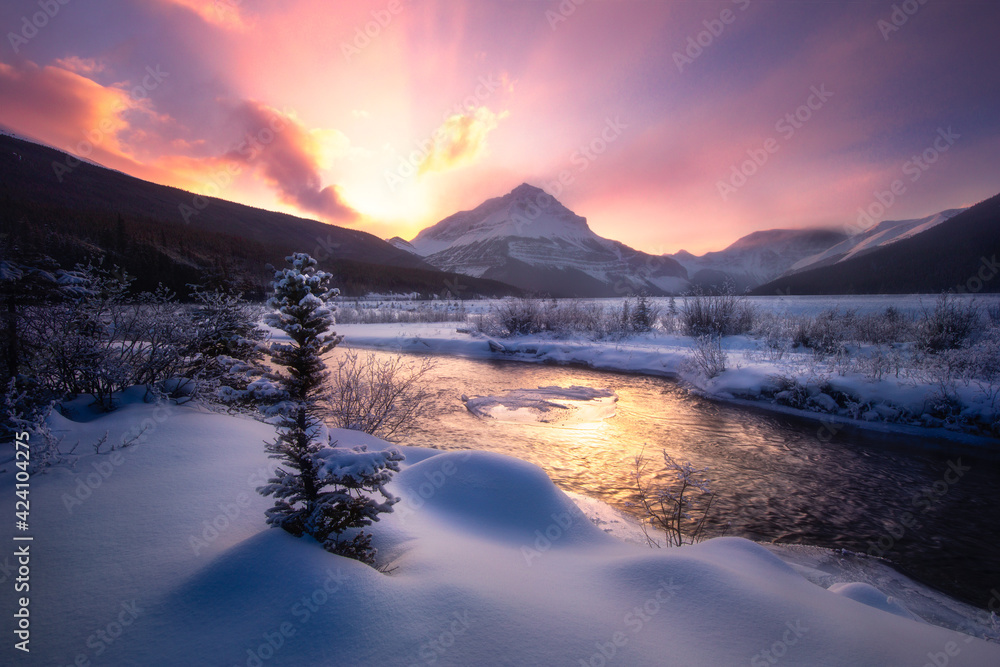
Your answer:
1,0 -> 998,254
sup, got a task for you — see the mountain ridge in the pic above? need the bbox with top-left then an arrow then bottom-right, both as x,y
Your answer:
666,228 -> 849,293
754,193 -> 1000,295
0,133 -> 522,297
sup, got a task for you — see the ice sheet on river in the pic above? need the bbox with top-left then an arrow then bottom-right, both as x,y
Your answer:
462,385 -> 618,424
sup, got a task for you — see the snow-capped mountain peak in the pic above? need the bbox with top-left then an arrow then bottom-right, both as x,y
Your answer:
410,183 -> 593,257
407,183 -> 687,297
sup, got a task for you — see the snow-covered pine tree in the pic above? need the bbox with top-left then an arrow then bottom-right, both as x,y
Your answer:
263,253 -> 343,402
256,253 -> 403,565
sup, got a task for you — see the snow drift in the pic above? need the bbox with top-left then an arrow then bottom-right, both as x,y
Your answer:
1,396 -> 998,666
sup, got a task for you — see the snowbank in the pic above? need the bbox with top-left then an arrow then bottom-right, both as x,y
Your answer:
2,397 -> 997,665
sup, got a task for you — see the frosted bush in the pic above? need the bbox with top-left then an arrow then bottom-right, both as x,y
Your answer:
691,335 -> 727,379
916,294 -> 980,352
679,290 -> 756,336
323,351 -> 435,441
631,448 -> 716,548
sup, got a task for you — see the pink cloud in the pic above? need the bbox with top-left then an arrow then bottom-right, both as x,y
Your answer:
157,0 -> 252,31
221,101 -> 358,222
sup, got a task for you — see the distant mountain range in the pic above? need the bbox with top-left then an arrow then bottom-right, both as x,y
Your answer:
665,228 -> 849,293
401,183 -> 997,296
755,193 -> 1000,295
0,132 -> 519,298
400,183 -> 688,297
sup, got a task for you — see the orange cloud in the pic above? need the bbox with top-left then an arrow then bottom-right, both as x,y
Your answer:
221,101 -> 358,222
0,60 -> 189,187
418,106 -> 506,175
0,61 -> 132,160
158,0 -> 251,31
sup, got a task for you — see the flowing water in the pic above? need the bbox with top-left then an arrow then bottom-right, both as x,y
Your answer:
331,348 -> 1000,609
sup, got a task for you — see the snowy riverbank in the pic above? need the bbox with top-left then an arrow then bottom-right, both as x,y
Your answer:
2,394 -> 998,665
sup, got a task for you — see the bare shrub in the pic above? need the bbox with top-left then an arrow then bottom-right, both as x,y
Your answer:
691,334 -> 727,378
854,306 -> 914,345
917,294 -> 980,352
4,378 -> 76,473
967,338 -> 1000,409
987,302 -> 1000,327
630,447 -> 715,548
323,351 -> 436,441
792,309 -> 849,356
679,290 -> 756,336
21,265 -> 197,410
767,374 -> 811,409
856,344 -> 898,381
538,299 -> 607,337
476,297 -> 543,337
475,297 -> 656,340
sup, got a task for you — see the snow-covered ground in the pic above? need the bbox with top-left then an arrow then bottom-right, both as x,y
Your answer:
3,394 -> 998,665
